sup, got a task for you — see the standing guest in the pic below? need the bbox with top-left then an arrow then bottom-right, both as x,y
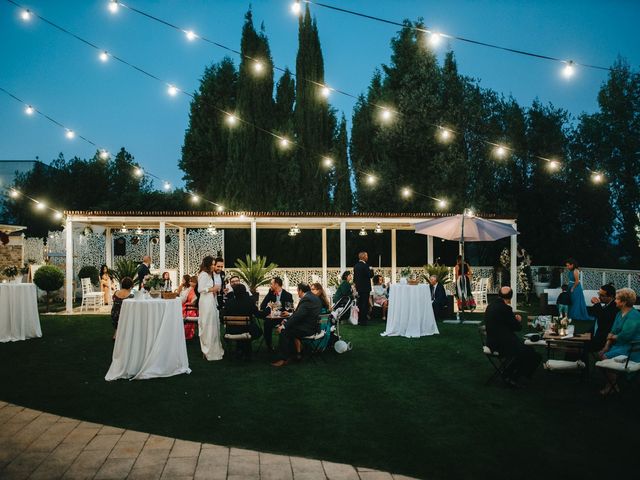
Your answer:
110,277 -> 134,341
99,264 -> 113,306
354,252 -> 374,326
429,275 -> 447,321
371,275 -> 389,320
136,255 -> 151,289
271,283 -> 322,367
332,270 -> 354,303
556,284 -> 572,318
259,277 -> 294,352
485,286 -> 541,387
212,257 -> 226,309
588,284 -> 618,353
181,275 -> 199,340
598,288 -> 640,395
310,282 -> 332,314
176,274 -> 191,296
564,258 -> 591,320
198,256 -> 224,361
455,255 -> 476,312
223,284 -> 263,359
161,271 -> 173,292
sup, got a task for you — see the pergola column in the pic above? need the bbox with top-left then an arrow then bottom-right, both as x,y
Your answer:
178,227 -> 184,280
339,222 -> 346,274
250,221 -> 257,261
65,219 -> 73,313
105,227 -> 112,267
321,227 -> 328,287
427,235 -> 434,265
159,221 -> 166,270
391,228 -> 397,284
510,226 -> 518,312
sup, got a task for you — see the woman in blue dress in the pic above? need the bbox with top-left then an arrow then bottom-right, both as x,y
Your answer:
564,258 -> 590,320
599,288 -> 640,395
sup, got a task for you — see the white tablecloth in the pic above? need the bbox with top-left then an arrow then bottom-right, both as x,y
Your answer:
381,284 -> 439,338
105,298 -> 191,381
0,283 -> 42,342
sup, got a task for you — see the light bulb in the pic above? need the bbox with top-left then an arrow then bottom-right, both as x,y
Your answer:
439,128 -> 451,142
438,199 -> 447,209
548,160 -> 559,171
495,145 -> 507,158
291,1 -> 302,15
401,187 -> 411,198
191,195 -> 200,203
322,157 -> 333,168
562,61 -> 575,79
25,105 -> 34,115
134,167 -> 144,177
216,205 -> 224,212
36,201 -> 46,211
20,9 -> 31,21
108,1 -> 119,14
163,181 -> 171,191
54,211 -> 63,220
10,190 -> 19,198
226,114 -> 238,126
65,129 -> 75,139
185,30 -> 197,41
592,173 -> 603,183
366,175 -> 376,185
253,61 -> 264,74
380,108 -> 393,122
167,84 -> 179,96
428,32 -> 441,47
99,149 -> 110,160
320,86 -> 331,98
279,137 -> 290,149
99,51 -> 109,62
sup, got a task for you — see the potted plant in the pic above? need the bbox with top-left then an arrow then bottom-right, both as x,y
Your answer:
112,258 -> 139,285
422,264 -> 452,286
399,266 -> 412,284
230,255 -> 278,303
78,265 -> 100,286
33,265 -> 64,312
3,265 -> 19,283
533,266 -> 551,296
143,273 -> 165,297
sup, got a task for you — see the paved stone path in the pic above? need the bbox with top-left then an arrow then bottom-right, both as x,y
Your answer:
0,402 -> 419,480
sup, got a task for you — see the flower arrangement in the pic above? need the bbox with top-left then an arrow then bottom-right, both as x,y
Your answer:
143,273 -> 165,291
19,264 -> 30,275
2,265 -> 19,278
400,266 -> 412,278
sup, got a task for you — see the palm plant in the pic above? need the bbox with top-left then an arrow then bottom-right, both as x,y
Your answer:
422,264 -> 452,285
230,255 -> 278,294
112,258 -> 139,284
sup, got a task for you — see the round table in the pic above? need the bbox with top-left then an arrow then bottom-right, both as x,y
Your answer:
105,298 -> 191,381
0,283 -> 42,342
381,284 -> 439,338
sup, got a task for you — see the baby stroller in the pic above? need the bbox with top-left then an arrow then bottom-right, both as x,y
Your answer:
329,296 -> 354,343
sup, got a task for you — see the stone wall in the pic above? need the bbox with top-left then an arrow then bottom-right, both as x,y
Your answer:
0,237 -> 23,278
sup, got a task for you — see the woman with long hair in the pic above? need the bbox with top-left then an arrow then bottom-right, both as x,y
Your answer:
181,275 -> 199,340
564,258 -> 590,320
99,264 -> 113,306
311,282 -> 331,314
455,255 -> 476,312
197,256 -> 224,360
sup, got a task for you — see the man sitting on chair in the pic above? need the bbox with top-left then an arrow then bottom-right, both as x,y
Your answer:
259,277 -> 294,352
223,284 -> 263,359
485,286 -> 541,387
271,283 -> 321,367
429,275 -> 447,321
588,284 -> 618,353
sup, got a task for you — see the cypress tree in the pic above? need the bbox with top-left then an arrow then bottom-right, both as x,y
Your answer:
273,69 -> 298,210
331,114 -> 353,211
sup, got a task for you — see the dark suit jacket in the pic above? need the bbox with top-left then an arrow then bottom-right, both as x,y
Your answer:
136,263 -> 151,288
259,289 -> 294,316
284,292 -> 321,337
354,260 -> 373,293
223,293 -> 259,318
588,301 -> 619,351
485,298 -> 522,357
430,282 -> 447,310
212,270 -> 226,307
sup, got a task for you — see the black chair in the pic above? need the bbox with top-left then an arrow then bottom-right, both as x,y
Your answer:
479,325 -> 515,386
223,315 -> 253,360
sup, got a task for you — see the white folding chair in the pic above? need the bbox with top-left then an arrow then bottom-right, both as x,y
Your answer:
80,277 -> 104,312
472,277 -> 489,309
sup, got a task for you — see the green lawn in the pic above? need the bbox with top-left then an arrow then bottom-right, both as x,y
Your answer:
0,314 -> 637,479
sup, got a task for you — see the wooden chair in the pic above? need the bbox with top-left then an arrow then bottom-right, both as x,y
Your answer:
183,304 -> 199,341
222,315 -> 253,359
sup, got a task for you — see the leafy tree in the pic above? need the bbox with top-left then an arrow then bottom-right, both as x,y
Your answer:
33,265 -> 64,312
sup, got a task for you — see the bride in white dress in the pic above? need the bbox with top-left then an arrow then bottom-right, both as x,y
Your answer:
197,256 -> 224,361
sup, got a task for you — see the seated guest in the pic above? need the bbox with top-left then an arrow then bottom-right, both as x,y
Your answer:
259,277 -> 294,352
181,275 -> 199,340
176,274 -> 191,295
598,288 -> 640,395
223,284 -> 263,359
429,275 -> 447,321
588,284 -> 618,353
311,282 -> 332,314
333,270 -> 354,303
371,275 -> 389,320
272,283 -> 322,367
224,275 -> 242,303
110,277 -> 134,340
485,286 -> 541,387
161,271 -> 173,292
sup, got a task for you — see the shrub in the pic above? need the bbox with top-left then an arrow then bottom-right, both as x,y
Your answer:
112,258 -> 139,284
78,265 -> 99,286
33,265 -> 65,312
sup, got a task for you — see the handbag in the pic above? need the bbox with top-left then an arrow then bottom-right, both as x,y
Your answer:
349,305 -> 359,325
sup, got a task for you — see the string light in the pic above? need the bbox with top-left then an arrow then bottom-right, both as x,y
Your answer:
548,160 -> 560,171
99,149 -> 110,160
438,199 -> 447,209
191,194 -> 200,203
320,85 -> 331,98
592,172 -> 603,183
253,61 -> 264,74
279,137 -> 290,149
494,145 -> 507,158
216,205 -> 224,212
427,31 -> 442,48
134,167 -> 144,177
24,105 -> 34,115
401,187 -> 412,198
20,8 -> 30,21
65,129 -> 75,139
225,113 -> 238,126
322,157 -> 333,168
35,201 -> 46,211
10,189 -> 19,198
163,181 -> 171,191
562,61 -> 576,79
53,211 -> 63,220
167,84 -> 179,96
380,108 -> 393,123
366,174 -> 377,185
108,1 -> 118,14
99,51 -> 109,62
374,224 -> 383,234
438,127 -> 452,142
184,30 -> 197,41
291,1 -> 302,16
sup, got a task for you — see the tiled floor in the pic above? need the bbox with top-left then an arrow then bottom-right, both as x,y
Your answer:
0,402 -> 419,480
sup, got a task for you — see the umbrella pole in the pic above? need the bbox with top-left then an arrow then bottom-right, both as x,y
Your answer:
460,213 -> 465,324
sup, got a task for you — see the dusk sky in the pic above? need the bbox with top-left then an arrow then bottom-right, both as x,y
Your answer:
1,0 -> 639,191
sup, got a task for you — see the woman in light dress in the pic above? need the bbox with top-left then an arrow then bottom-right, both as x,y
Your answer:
100,264 -> 114,305
197,256 -> 224,360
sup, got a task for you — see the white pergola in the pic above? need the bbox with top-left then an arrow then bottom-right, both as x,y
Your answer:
63,211 -> 518,313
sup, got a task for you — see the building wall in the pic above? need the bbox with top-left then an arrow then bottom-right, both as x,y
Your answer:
0,236 -> 24,276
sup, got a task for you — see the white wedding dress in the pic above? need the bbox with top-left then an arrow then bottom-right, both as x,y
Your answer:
197,271 -> 224,361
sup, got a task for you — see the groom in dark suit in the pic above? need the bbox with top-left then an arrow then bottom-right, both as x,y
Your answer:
212,257 -> 226,309
429,275 -> 447,320
136,255 -> 151,289
354,251 -> 374,326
